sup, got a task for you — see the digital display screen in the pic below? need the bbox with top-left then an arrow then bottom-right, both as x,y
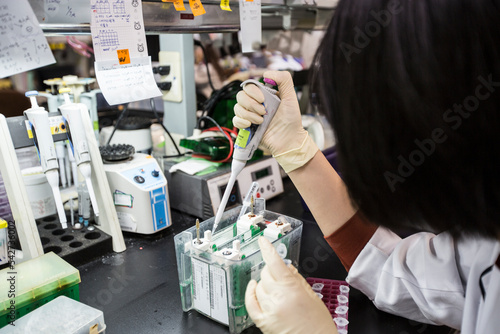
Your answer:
219,180 -> 242,209
251,167 -> 272,181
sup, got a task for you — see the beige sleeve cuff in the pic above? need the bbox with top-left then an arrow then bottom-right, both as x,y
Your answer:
273,132 -> 319,173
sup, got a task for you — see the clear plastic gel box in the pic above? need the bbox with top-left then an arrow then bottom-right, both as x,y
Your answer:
174,205 -> 303,334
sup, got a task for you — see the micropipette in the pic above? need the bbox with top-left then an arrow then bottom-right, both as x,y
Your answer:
212,78 -> 281,233
24,91 -> 68,228
59,88 -> 100,219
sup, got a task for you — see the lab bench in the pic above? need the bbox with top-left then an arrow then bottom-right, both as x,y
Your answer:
76,178 -> 450,334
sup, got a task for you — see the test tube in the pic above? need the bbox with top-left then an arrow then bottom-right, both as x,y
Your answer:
335,305 -> 349,316
78,183 -> 83,224
339,285 -> 350,295
69,198 -> 74,227
312,283 -> 325,293
337,294 -> 348,305
82,185 -> 91,227
333,317 -> 349,329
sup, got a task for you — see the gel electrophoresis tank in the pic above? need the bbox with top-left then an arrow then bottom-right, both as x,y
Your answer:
174,205 -> 303,334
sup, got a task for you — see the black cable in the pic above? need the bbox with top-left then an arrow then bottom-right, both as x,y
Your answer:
200,80 -> 242,121
197,115 -> 228,137
149,98 -> 183,157
194,40 -> 216,92
106,104 -> 129,146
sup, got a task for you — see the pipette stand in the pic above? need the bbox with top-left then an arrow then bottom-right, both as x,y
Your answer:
0,114 -> 43,261
0,106 -> 126,263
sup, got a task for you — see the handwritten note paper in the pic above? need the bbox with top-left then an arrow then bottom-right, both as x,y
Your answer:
239,0 -> 261,53
189,0 -> 206,16
90,0 -> 160,105
172,0 -> 186,11
43,0 -> 92,24
0,0 -> 56,79
94,57 -> 161,106
90,0 -> 148,62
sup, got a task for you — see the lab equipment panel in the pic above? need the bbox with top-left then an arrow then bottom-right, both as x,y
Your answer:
163,157 -> 284,220
103,154 -> 172,234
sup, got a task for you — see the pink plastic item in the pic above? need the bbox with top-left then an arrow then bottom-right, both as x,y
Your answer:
306,277 -> 350,332
263,78 -> 277,86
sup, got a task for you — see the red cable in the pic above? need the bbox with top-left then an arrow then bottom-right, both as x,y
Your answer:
200,127 -> 234,163
203,126 -> 238,137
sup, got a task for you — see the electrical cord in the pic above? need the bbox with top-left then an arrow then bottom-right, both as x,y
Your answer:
199,80 -> 243,123
197,116 -> 234,163
194,39 -> 216,92
106,103 -> 129,146
203,126 -> 238,138
149,98 -> 184,157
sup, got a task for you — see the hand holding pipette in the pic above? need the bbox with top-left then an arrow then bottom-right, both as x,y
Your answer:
212,79 -> 281,234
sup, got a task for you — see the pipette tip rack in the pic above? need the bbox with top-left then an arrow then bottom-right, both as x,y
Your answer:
36,214 -> 112,267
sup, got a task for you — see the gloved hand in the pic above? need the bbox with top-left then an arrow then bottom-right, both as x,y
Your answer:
245,237 -> 338,334
233,71 -> 318,173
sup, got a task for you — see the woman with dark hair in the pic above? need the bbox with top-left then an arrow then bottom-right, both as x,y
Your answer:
233,0 -> 500,333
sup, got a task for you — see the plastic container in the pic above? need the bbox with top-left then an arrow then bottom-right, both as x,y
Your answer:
306,277 -> 350,332
15,147 -> 39,170
175,205 -> 303,334
0,252 -> 81,328
21,167 -> 56,219
0,296 -> 105,334
179,137 -> 231,162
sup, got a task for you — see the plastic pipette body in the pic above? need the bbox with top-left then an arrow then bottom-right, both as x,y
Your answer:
212,159 -> 245,232
212,79 -> 280,234
24,91 -> 67,227
59,90 -> 99,217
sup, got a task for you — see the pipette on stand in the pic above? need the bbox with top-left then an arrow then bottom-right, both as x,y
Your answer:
55,142 -> 67,188
24,91 -> 68,228
212,79 -> 281,233
59,88 -> 100,221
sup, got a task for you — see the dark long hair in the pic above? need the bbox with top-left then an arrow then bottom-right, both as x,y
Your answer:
311,0 -> 500,238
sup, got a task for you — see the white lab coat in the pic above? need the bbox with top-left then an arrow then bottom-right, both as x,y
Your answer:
346,227 -> 500,333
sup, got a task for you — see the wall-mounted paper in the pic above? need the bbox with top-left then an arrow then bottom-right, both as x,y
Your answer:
39,0 -> 92,24
239,0 -> 261,53
90,0 -> 148,62
0,0 -> 56,79
95,57 -> 161,106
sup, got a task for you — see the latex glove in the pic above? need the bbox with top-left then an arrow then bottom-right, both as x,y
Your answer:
233,71 -> 318,173
245,237 -> 338,334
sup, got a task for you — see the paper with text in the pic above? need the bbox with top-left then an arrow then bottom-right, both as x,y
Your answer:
90,0 -> 148,62
94,57 -> 161,105
239,0 -> 261,53
43,0 -> 92,24
0,0 -> 56,78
